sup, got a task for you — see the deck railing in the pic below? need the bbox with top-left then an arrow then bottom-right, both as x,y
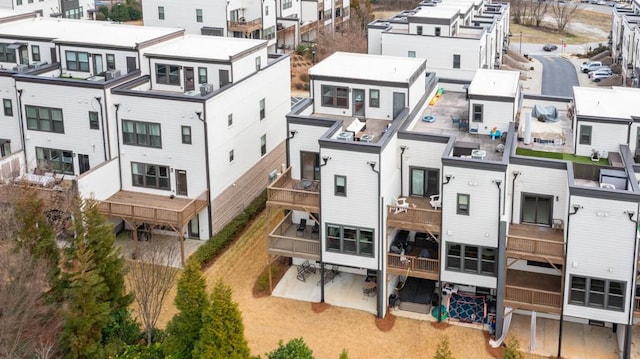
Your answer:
300,21 -> 318,34
505,285 -> 562,309
635,296 -> 640,313
507,235 -> 565,258
268,213 -> 320,260
388,253 -> 439,275
267,167 -> 319,210
387,205 -> 441,227
227,18 -> 262,32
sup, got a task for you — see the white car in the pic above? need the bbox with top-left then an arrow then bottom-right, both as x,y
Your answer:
580,61 -> 604,73
589,69 -> 613,82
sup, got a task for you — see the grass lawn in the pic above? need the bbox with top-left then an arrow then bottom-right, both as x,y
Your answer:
516,148 -> 609,165
510,8 -> 611,44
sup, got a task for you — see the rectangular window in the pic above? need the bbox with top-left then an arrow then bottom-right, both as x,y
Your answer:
265,5 -> 269,15
453,54 -> 461,69
36,147 -> 74,175
283,0 -> 292,9
131,162 -> 170,190
321,85 -> 349,108
196,8 -> 203,22
228,113 -> 233,127
17,0 -> 22,4
446,243 -> 496,276
569,276 -> 626,312
25,105 -> 64,133
369,89 -> 380,108
335,175 -> 346,196
410,167 -> 439,197
229,149 -> 234,163
182,125 -> 192,144
472,104 -> 483,123
198,67 -> 207,84
31,45 -> 40,62
3,99 -> 12,116
260,134 -> 267,156
408,50 -> 416,58
65,51 -> 90,72
417,26 -> 423,35
155,64 -> 180,85
106,54 -> 116,70
579,125 -> 592,145
435,27 -> 441,36
89,111 -> 99,130
457,193 -> 469,215
0,43 -> 15,63
255,56 -> 261,71
259,98 -> 265,120
158,6 -> 165,20
325,223 -> 374,257
122,120 -> 162,148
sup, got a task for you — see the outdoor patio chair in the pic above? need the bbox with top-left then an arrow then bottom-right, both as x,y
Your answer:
394,197 -> 409,214
311,221 -> 319,237
296,219 -> 307,237
429,194 -> 441,209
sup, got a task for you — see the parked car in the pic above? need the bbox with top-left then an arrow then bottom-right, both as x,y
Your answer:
590,69 -> 613,82
596,0 -> 607,5
588,67 -> 611,77
543,44 -> 558,51
580,61 -> 604,73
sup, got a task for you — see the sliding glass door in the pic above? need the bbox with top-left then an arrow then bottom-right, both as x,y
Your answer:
521,194 -> 552,226
410,167 -> 439,197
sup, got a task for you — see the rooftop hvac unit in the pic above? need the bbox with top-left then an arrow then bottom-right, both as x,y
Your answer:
105,69 -> 121,80
31,61 -> 47,69
200,83 -> 214,96
336,131 -> 354,141
13,64 -> 29,72
471,149 -> 487,160
360,134 -> 374,143
86,76 -> 105,82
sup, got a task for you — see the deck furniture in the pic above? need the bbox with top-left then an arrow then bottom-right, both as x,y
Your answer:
296,260 -> 316,282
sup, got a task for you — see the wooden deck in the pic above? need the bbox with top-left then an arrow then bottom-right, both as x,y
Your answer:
227,18 -> 262,33
97,190 -> 208,229
386,196 -> 441,235
267,167 -> 319,213
267,212 -> 320,261
505,269 -> 563,313
387,253 -> 439,280
507,223 -> 565,263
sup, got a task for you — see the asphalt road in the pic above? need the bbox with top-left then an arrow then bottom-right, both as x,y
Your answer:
532,55 -> 579,97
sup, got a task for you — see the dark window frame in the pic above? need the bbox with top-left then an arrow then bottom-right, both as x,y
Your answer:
579,125 -> 592,145
3,99 -> 12,116
435,27 -> 441,36
196,8 -> 203,22
335,175 -> 347,196
260,134 -> 267,156
158,6 -> 165,20
35,146 -> 74,175
89,111 -> 99,130
453,54 -> 461,69
25,105 -> 64,133
457,193 -> 470,215
325,223 -> 374,257
229,149 -> 234,163
122,119 -> 162,148
0,43 -> 16,63
446,242 -> 496,276
321,85 -> 349,108
65,50 -> 90,72
198,67 -> 207,84
472,103 -> 483,123
31,45 -> 40,62
259,98 -> 266,120
181,125 -> 192,144
131,162 -> 170,190
106,53 -> 116,70
569,275 -> 625,312
417,25 -> 423,35
155,63 -> 180,86
369,89 -> 380,108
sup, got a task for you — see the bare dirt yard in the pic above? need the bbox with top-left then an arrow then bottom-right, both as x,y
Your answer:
510,8 -> 612,45
152,212 -> 546,358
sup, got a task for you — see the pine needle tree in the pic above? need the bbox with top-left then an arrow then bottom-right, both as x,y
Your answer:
434,336 -> 454,359
266,338 -> 314,359
193,281 -> 250,359
164,259 -> 209,359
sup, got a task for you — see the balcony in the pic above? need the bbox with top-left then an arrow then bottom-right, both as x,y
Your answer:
267,167 -> 319,213
268,212 -> 320,261
386,197 -> 441,235
300,20 -> 318,34
227,17 -> 263,34
507,224 -> 565,264
504,270 -> 562,313
388,253 -> 439,280
635,296 -> 640,314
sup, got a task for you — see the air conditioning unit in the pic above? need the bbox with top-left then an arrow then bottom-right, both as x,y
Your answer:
277,22 -> 284,30
360,134 -> 374,143
105,69 -> 121,80
471,149 -> 487,160
86,76 -> 105,82
199,83 -> 214,96
31,61 -> 47,69
336,131 -> 353,141
13,64 -> 29,72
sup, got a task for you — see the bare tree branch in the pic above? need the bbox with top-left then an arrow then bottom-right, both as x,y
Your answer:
550,1 -> 580,33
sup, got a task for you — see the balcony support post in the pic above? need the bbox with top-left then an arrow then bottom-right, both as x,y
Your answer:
495,220 -> 507,339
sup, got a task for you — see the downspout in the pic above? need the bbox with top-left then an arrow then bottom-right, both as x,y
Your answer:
196,109 -> 214,239
400,145 -> 408,196
147,56 -> 152,89
102,88 -> 112,159
494,179 -> 502,226
510,171 -> 521,224
95,96 -> 107,161
438,174 -> 454,322
113,103 -> 123,189
623,209 -> 639,359
559,203 -> 583,358
319,155 -> 331,303
285,128 -> 297,168
16,88 -> 26,166
367,158 -> 382,318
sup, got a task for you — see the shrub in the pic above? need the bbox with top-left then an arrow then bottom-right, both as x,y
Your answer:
296,44 -> 309,56
299,73 -> 309,83
503,337 -> 524,359
295,83 -> 303,90
433,336 -> 454,359
302,83 -> 310,91
191,190 -> 266,268
339,349 -> 349,359
267,338 -> 314,359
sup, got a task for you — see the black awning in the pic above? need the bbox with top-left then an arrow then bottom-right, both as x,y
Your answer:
8,42 -> 26,50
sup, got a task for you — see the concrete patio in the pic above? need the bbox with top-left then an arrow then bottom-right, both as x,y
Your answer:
115,230 -> 205,268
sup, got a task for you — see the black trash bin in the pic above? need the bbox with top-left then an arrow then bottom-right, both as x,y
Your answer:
389,293 -> 398,307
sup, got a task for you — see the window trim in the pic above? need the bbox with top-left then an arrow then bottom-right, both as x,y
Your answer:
321,85 -> 349,108
3,99 -> 12,116
417,25 -> 423,35
35,146 -> 74,175
227,113 -> 233,127
453,54 -> 461,69
198,67 -> 207,84
181,125 -> 192,144
131,162 -> 170,190
408,50 -> 416,58
325,223 -> 374,257
569,275 -> 625,312
155,63 -> 180,86
259,98 -> 266,120
369,89 -> 380,108
106,53 -> 116,70
65,50 -> 90,72
0,43 -> 16,63
446,242 -> 496,276
456,193 -> 470,215
579,124 -> 592,145
334,175 -> 347,196
229,149 -> 234,163
122,119 -> 162,148
472,103 -> 483,123
158,6 -> 165,20
260,134 -> 266,156
89,111 -> 99,130
196,8 -> 203,22
25,105 -> 64,133
31,45 -> 40,62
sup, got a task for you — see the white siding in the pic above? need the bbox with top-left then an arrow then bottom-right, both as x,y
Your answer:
468,99 -> 513,135
149,57 -> 232,93
0,37 -> 54,69
288,122 -> 328,179
575,121 -> 628,159
0,76 -> 20,153
76,157 -> 120,200
400,138 -> 447,197
142,0 -> 227,36
563,195 -> 638,324
231,49 -> 268,83
59,45 -> 138,78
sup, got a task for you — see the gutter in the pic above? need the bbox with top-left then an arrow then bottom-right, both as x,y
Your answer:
196,109 -> 214,239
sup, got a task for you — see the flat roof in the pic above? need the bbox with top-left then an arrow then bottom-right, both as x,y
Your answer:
468,69 -> 520,98
0,8 -> 33,18
412,6 -> 459,19
0,17 -> 182,48
573,86 -> 640,120
144,35 -> 266,61
309,52 -> 425,84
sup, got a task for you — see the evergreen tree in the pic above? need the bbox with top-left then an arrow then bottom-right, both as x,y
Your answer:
433,336 -> 454,359
503,337 -> 525,359
266,338 -> 314,359
14,186 -> 58,269
60,234 -> 110,359
164,259 -> 209,359
193,281 -> 250,359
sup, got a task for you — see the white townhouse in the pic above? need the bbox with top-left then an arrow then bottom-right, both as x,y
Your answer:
0,0 -> 94,19
367,0 -> 509,84
611,4 -> 640,86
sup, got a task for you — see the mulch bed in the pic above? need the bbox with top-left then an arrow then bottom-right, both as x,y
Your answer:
430,321 -> 451,330
311,302 -> 331,313
375,311 -> 396,332
252,256 -> 290,298
483,332 -> 504,359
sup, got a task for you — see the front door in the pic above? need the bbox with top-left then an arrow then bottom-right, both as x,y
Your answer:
176,170 -> 187,196
93,54 -> 104,75
78,154 -> 90,174
50,47 -> 57,63
352,88 -> 365,117
188,216 -> 199,238
219,69 -> 230,87
126,56 -> 137,73
410,167 -> 439,197
393,92 -> 405,118
184,67 -> 195,91
521,194 -> 552,226
19,46 -> 29,65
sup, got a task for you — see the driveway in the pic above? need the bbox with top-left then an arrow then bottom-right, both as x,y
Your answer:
533,55 -> 579,97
